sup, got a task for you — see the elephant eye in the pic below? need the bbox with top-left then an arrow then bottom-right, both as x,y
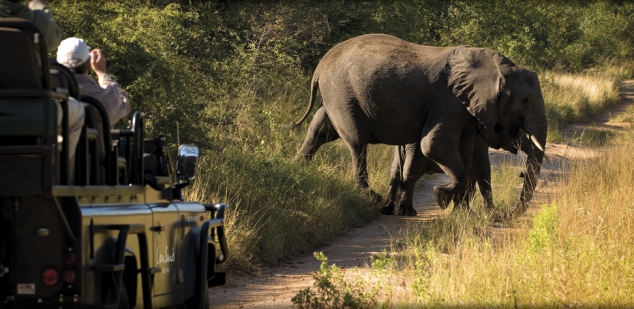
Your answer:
521,98 -> 529,105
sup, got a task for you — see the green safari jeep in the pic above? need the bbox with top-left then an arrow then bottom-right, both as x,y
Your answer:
0,18 -> 229,309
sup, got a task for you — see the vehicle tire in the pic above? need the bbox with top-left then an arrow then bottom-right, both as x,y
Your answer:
184,284 -> 210,309
202,285 -> 210,309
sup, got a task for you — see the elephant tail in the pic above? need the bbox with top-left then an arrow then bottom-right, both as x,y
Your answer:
284,77 -> 319,130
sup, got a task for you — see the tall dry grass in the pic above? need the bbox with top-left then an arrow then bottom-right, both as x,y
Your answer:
542,69 -> 622,143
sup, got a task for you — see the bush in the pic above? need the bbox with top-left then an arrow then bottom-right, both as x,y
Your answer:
292,252 -> 379,309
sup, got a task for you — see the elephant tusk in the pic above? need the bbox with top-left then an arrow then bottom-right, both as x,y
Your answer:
529,134 -> 551,164
530,134 -> 545,152
543,153 -> 552,165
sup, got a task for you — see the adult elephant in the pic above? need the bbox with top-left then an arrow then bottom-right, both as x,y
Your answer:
383,124 -> 548,216
286,34 -> 547,209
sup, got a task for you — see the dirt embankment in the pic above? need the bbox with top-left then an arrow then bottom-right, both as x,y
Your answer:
207,80 -> 634,309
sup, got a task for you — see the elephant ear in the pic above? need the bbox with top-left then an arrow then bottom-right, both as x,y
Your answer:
447,47 -> 514,131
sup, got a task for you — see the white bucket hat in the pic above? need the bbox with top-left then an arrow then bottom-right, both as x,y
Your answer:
56,37 -> 91,69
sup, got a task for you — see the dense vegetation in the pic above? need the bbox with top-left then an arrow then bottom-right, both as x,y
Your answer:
51,0 -> 634,272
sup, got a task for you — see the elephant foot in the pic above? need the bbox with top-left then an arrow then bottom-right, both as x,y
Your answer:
380,205 -> 395,215
433,186 -> 451,210
398,205 -> 417,216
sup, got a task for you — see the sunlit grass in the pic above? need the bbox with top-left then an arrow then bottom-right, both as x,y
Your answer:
542,70 -> 621,143
569,127 -> 615,147
600,61 -> 634,80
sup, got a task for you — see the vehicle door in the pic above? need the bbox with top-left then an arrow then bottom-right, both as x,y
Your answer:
149,203 -> 180,296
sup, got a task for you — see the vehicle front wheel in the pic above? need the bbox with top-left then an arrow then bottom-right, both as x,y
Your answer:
183,284 -> 210,309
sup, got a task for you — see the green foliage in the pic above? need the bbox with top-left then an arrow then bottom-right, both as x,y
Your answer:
370,249 -> 394,272
528,202 -> 560,254
410,243 -> 441,305
292,252 -> 379,309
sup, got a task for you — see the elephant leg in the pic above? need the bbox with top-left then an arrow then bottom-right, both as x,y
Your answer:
345,140 -> 382,202
466,171 -> 478,205
397,143 -> 427,216
294,107 -> 340,161
382,146 -> 406,215
382,144 -> 424,216
421,122 -> 474,210
327,104 -> 381,202
473,138 -> 494,210
454,125 -> 476,209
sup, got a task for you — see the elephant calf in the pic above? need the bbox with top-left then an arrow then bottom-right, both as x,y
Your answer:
383,126 -> 545,217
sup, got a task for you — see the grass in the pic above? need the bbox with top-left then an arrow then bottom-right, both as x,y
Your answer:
542,69 -> 622,143
569,127 -> 615,147
185,149 -> 375,273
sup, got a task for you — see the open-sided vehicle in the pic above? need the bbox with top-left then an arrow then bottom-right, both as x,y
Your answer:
0,18 -> 229,308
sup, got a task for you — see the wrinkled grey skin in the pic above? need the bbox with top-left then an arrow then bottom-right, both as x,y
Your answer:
286,34 -> 547,208
383,127 -> 541,216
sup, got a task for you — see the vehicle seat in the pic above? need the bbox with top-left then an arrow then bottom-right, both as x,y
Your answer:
49,60 -> 80,99
81,95 -> 113,185
143,137 -> 172,189
0,18 -> 45,90
0,18 -> 54,144
0,18 -> 60,192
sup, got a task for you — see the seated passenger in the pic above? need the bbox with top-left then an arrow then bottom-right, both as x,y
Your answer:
0,0 -> 60,52
56,37 -> 131,125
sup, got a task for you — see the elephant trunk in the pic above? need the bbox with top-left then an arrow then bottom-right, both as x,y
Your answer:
516,95 -> 547,216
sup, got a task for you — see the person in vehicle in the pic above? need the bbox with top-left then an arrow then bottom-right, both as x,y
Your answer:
57,37 -> 131,125
0,0 -> 60,52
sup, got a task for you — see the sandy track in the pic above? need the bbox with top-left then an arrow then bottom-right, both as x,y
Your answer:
207,80 -> 634,308
208,175 -> 447,309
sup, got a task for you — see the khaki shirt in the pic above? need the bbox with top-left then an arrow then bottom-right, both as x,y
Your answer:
0,0 -> 60,52
76,73 -> 131,125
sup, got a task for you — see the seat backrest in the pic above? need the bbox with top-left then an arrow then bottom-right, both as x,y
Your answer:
0,19 -> 58,192
0,18 -> 49,90
82,103 -> 105,159
0,18 -> 55,144
49,60 -> 80,99
81,95 -> 113,185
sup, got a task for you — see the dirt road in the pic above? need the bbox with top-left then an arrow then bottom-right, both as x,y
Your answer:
208,80 -> 634,308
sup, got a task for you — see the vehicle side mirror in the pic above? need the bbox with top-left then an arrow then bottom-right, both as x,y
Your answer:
177,144 -> 199,181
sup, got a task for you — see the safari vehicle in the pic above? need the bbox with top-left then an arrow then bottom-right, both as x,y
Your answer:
0,19 -> 229,308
